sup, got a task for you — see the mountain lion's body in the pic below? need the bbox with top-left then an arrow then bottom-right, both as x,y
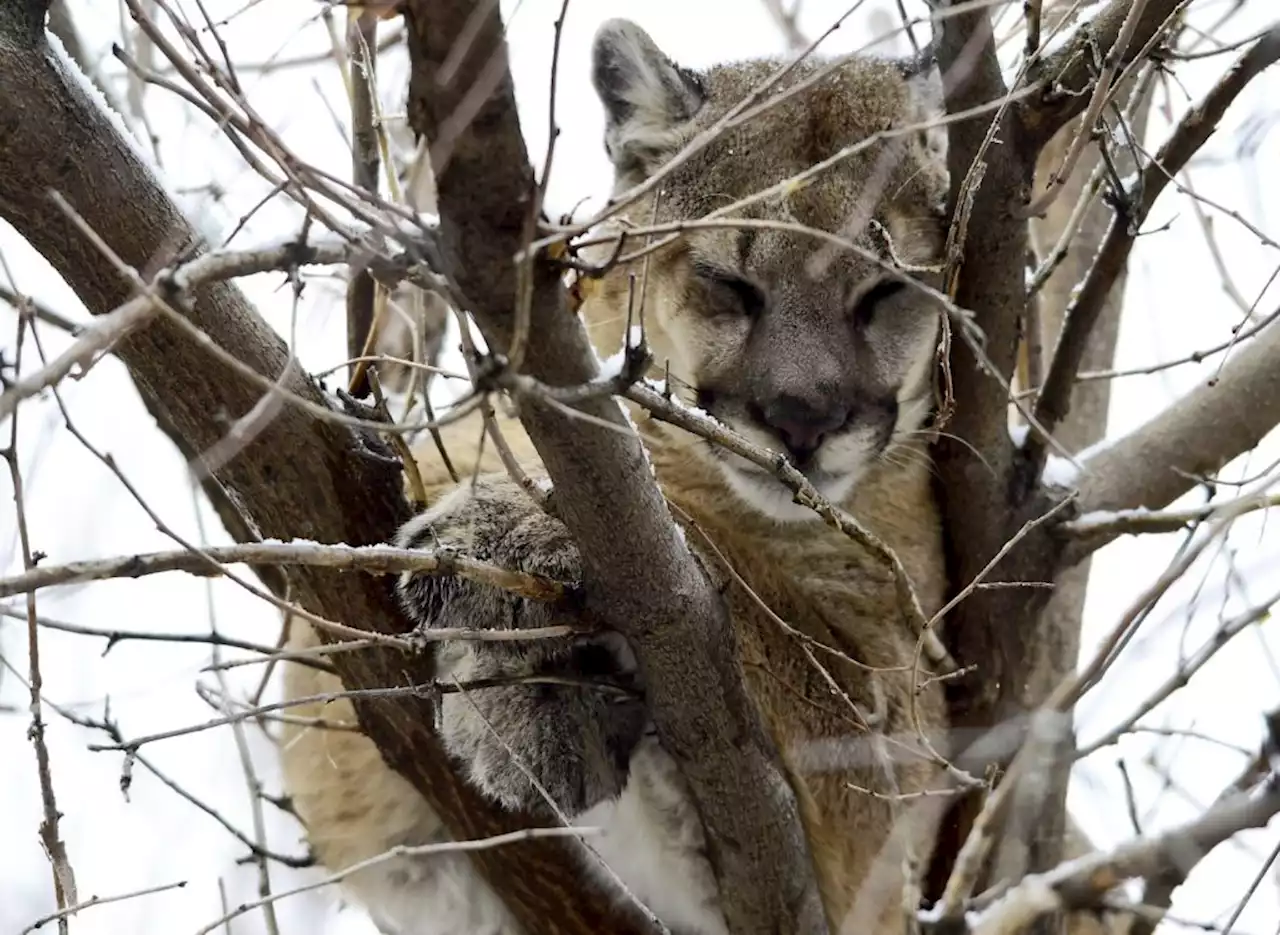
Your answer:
278,19 -> 1115,935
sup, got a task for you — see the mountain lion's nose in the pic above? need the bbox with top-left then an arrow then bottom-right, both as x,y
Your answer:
754,395 -> 847,465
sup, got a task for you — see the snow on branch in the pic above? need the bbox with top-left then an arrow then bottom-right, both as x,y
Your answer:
0,2 -> 625,931
0,539 -> 567,605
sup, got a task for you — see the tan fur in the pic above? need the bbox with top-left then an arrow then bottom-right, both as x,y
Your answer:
280,30 -> 1126,935
571,51 -> 954,928
283,401 -> 947,931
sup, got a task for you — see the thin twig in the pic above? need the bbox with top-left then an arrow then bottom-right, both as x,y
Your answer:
1029,26 -> 1280,469
89,675 -> 636,754
3,308 -> 76,929
959,776 -> 1280,933
1023,0 -> 1153,218
194,827 -> 600,935
20,879 -> 187,934
0,539 -> 567,605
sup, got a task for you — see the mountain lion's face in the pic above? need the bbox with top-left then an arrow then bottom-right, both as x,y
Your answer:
587,20 -> 949,521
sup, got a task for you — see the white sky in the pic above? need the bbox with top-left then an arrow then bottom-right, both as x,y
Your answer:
1,1 -> 1279,933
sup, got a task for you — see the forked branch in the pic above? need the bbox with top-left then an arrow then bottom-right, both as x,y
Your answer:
962,775 -> 1280,934
1020,0 -> 1185,148
402,3 -> 825,933
1031,25 -> 1280,457
0,4 -> 628,932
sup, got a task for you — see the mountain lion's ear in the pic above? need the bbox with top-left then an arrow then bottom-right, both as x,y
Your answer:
591,19 -> 706,173
893,49 -> 948,167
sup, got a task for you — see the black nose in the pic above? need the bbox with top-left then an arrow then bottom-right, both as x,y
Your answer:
753,395 -> 848,464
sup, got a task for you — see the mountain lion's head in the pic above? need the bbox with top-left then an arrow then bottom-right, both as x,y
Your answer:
581,19 -> 949,521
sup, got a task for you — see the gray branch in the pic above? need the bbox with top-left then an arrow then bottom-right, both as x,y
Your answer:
1020,0 -> 1184,149
401,3 -> 826,933
0,5 -> 621,932
1074,309 -> 1280,519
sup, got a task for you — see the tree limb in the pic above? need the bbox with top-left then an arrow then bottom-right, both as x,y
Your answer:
1059,492 -> 1280,563
962,775 -> 1280,934
345,8 -> 381,398
1020,0 -> 1185,149
1031,25 -> 1280,455
1010,60 -> 1155,904
402,3 -> 826,933
1021,0 -> 1153,218
1073,309 -> 1280,519
928,4 -> 1076,898
0,6 -> 633,932
0,540 -> 567,604
932,0 -> 1043,723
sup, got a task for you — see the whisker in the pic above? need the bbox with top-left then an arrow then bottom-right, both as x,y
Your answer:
894,428 -> 996,480
879,447 -> 940,480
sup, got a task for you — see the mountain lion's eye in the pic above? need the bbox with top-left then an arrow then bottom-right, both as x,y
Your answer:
695,265 -> 766,318
852,278 -> 907,326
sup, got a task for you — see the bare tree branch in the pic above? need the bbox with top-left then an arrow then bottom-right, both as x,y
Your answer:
345,8 -> 382,399
1022,0 -> 1153,218
1012,58 -> 1156,905
19,879 -> 188,935
1020,0 -> 1185,149
928,2 -> 1071,895
961,775 -> 1280,933
0,5 -> 626,932
1060,492 -> 1280,562
192,827 -> 602,935
0,284 -> 80,333
1073,309 -> 1280,517
8,0 -> 1280,930
402,3 -> 825,932
5,317 -> 76,931
0,540 -> 567,604
1032,26 -> 1280,456
0,292 -> 155,421
761,0 -> 810,54
0,604 -> 339,667
922,0 -> 1209,902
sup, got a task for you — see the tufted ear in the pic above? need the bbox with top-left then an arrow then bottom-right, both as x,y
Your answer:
591,19 -> 706,173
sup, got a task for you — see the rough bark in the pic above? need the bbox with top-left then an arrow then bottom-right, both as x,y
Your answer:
1020,0 -> 1184,149
931,0 -> 1192,763
925,0 -> 1198,901
7,0 -> 1280,930
1006,71 -> 1155,895
401,3 -> 826,933
932,0 -> 1056,769
0,6 -> 637,932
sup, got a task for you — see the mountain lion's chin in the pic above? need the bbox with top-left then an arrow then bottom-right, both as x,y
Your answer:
717,463 -> 858,523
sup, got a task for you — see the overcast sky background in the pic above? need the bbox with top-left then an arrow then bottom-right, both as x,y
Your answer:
2,1 -> 1279,933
